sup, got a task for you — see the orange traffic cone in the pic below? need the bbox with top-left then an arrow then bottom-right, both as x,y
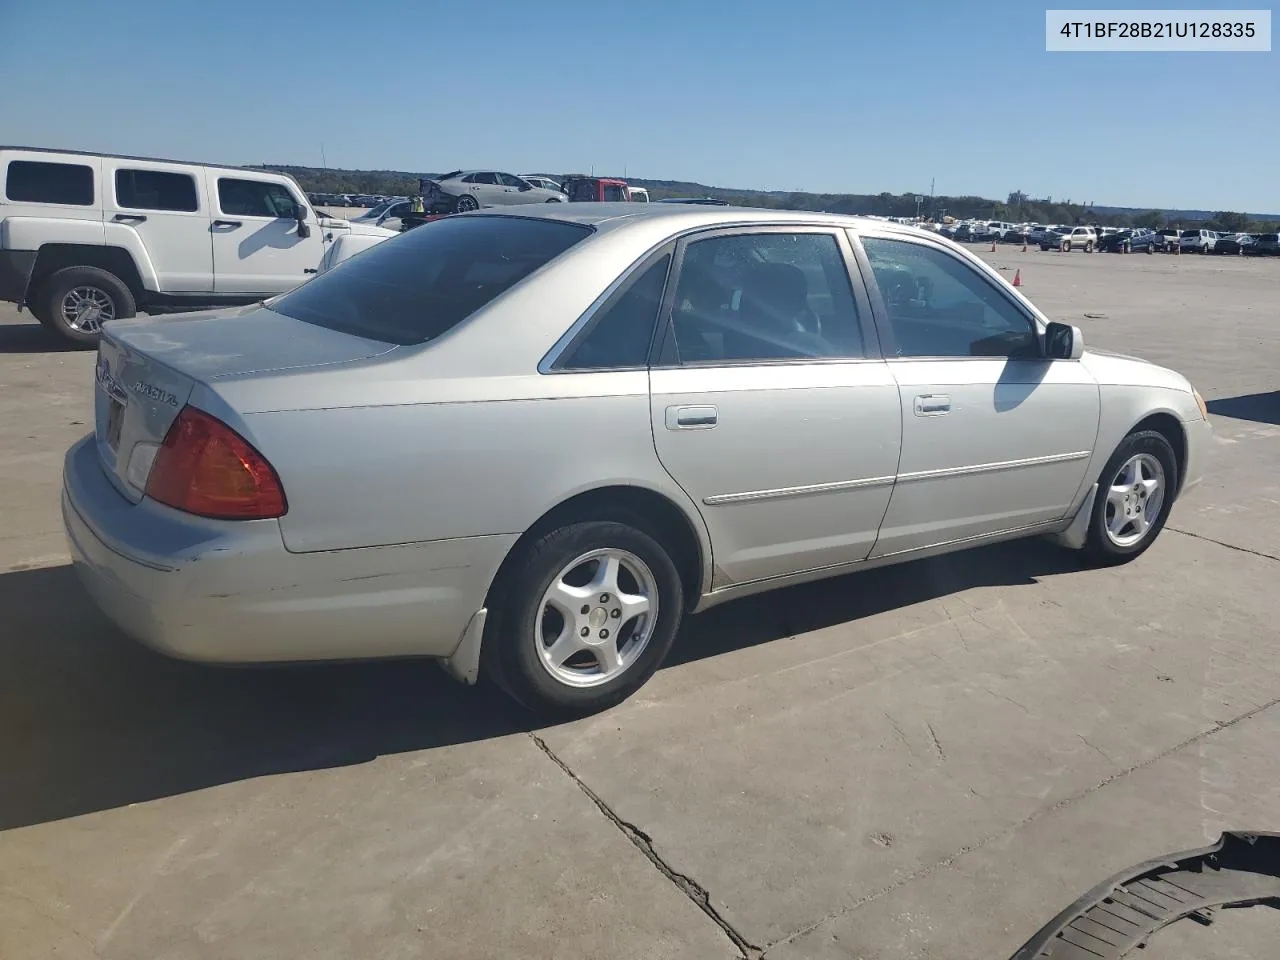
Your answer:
1012,269 -> 1022,287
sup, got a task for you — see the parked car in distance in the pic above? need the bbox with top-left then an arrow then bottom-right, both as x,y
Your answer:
352,197 -> 408,224
1252,233 -> 1280,255
420,171 -> 566,213
0,145 -> 395,344
1179,229 -> 1218,254
64,206 -> 1211,716
562,176 -> 632,202
655,197 -> 730,205
1156,228 -> 1181,250
1099,228 -> 1161,253
1213,233 -> 1255,255
1027,225 -> 1055,246
1042,226 -> 1096,252
521,175 -> 563,193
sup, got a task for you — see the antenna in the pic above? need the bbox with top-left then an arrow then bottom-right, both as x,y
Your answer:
320,143 -> 327,170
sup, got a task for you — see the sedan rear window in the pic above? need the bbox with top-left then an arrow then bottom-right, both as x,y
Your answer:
270,215 -> 592,345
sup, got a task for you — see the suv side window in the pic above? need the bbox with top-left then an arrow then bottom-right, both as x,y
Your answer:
560,254 -> 671,370
217,178 -> 299,218
668,232 -> 864,363
860,236 -> 1038,359
5,160 -> 94,205
115,169 -> 199,212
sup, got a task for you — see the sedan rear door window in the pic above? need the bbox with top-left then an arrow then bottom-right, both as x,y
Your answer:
270,215 -> 592,345
860,236 -> 1038,359
559,254 -> 672,369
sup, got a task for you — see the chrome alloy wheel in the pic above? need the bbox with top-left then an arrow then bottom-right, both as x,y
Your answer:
1104,453 -> 1166,548
61,286 -> 115,332
535,548 -> 658,688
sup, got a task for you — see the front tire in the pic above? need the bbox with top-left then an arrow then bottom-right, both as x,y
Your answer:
482,520 -> 684,717
453,194 -> 479,213
1083,430 -> 1178,566
34,266 -> 136,346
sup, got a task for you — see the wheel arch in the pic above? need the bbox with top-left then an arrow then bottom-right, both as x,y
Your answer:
484,483 -> 712,616
1129,411 -> 1187,496
31,244 -> 148,301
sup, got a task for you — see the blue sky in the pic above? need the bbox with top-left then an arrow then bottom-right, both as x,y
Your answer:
1,0 -> 1274,210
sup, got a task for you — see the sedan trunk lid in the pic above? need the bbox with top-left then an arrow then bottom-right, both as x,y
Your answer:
93,306 -> 395,500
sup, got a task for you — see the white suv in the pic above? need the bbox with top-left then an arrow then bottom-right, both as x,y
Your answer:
0,147 -> 396,344
1179,229 -> 1219,254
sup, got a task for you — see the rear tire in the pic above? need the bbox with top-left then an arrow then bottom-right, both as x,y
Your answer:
1082,430 -> 1178,566
34,266 -> 136,346
481,520 -> 684,718
454,194 -> 479,213
1084,240 -> 1094,253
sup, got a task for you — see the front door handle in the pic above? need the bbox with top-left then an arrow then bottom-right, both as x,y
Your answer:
914,394 -> 951,416
666,405 -> 718,429
212,219 -> 242,228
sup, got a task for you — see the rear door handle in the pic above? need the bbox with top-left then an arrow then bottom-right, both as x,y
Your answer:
212,219 -> 242,228
666,405 -> 718,429
113,213 -> 147,223
914,394 -> 951,416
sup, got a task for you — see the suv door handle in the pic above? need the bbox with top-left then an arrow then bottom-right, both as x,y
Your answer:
914,394 -> 951,416
212,219 -> 242,228
113,213 -> 147,223
666,405 -> 718,429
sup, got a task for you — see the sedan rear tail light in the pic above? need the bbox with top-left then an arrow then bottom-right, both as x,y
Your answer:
145,406 -> 287,520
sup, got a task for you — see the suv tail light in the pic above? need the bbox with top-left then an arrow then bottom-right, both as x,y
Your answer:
145,406 -> 287,520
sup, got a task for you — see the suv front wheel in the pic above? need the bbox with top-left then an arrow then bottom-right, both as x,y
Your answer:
34,266 -> 136,346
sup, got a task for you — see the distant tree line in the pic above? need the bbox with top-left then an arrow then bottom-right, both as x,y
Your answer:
258,164 -> 1276,231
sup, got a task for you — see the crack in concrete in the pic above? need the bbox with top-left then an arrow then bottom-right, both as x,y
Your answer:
761,692 -> 1280,957
529,733 -> 761,959
926,722 -> 947,762
1168,527 -> 1280,563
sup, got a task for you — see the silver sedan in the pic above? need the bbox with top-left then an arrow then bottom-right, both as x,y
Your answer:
63,205 -> 1212,716
424,170 -> 566,213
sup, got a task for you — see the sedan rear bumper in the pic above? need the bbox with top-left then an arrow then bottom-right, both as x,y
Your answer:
62,435 -> 514,664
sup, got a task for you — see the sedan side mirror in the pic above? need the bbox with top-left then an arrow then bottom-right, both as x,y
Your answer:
1044,321 -> 1084,360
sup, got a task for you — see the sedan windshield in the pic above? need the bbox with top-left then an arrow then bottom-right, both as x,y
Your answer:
270,216 -> 592,345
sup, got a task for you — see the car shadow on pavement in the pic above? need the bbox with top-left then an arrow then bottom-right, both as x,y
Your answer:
1206,392 -> 1280,426
670,537 -> 1082,666
0,319 -> 88,355
0,540 -> 1082,831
